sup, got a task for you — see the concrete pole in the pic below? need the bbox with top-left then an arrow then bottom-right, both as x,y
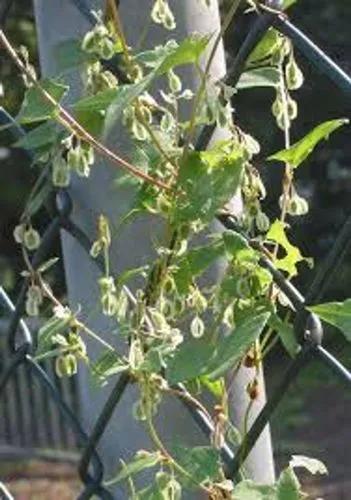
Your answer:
33,0 -> 275,491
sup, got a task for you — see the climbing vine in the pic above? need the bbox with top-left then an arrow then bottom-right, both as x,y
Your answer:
0,0 -> 349,497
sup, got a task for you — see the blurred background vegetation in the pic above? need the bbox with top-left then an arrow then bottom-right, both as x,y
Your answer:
1,0 -> 351,491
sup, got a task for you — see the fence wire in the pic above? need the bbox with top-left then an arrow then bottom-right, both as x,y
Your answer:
1,0 -> 351,498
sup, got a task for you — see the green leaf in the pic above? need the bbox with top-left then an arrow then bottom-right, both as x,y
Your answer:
37,257 -> 59,274
91,349 -> 128,383
104,35 -> 210,135
167,337 -> 214,384
171,446 -> 221,486
268,119 -> 348,169
156,35 -> 210,75
269,315 -> 299,358
247,29 -> 281,66
167,311 -> 270,383
222,231 -> 256,262
267,220 -> 304,277
54,39 -> 95,72
105,451 -> 162,486
232,480 -> 277,499
283,0 -> 297,9
24,181 -> 52,219
237,67 -> 280,90
277,467 -> 300,500
174,238 -> 225,293
289,455 -> 328,475
36,315 -> 70,356
175,141 -> 244,224
200,376 -> 225,400
308,299 -> 351,341
136,34 -> 210,75
73,88 -> 120,114
104,75 -> 155,136
74,88 -> 124,135
15,122 -> 63,150
137,483 -> 164,500
206,311 -> 270,380
18,79 -> 69,124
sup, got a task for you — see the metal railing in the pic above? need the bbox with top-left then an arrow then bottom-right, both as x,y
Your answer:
1,0 -> 351,498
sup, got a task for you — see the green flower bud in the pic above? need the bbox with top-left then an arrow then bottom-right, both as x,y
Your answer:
255,211 -> 270,233
55,354 -> 77,378
101,292 -> 118,316
276,111 -> 290,131
98,38 -> 115,60
83,145 -> 95,166
272,94 -> 283,118
287,94 -> 298,121
132,400 -> 147,421
13,224 -> 25,244
156,471 -> 171,490
190,315 -> 205,338
160,112 -> 174,133
129,339 -> 144,370
167,69 -> 182,93
67,147 -> 81,170
52,155 -> 70,187
287,192 -> 309,216
25,298 -> 39,317
98,214 -> 111,247
65,353 -> 78,377
163,6 -> 176,30
286,55 -> 304,90
151,0 -> 166,24
82,30 -> 97,53
90,240 -> 103,258
132,120 -> 148,141
27,284 -> 43,305
76,155 -> 90,177
24,226 -> 41,251
116,289 -> 129,322
99,276 -> 116,294
140,104 -> 153,124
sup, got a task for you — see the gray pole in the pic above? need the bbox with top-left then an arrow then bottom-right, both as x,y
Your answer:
33,0 -> 275,490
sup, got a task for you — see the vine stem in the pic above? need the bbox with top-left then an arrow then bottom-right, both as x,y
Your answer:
106,3 -> 178,171
0,29 -> 170,190
278,67 -> 293,227
182,0 -> 242,156
144,382 -> 212,495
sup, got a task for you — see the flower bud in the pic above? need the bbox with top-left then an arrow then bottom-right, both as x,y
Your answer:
55,354 -> 77,378
13,224 -> 25,244
132,120 -> 148,141
82,31 -> 97,53
190,315 -> 205,338
101,292 -> 118,316
25,298 -> 39,317
90,240 -> 103,258
52,155 -> 70,187
24,226 -> 41,251
99,276 -> 115,294
99,37 -> 115,60
168,69 -> 182,93
255,211 -> 270,233
286,55 -> 304,90
27,284 -> 43,305
272,94 -> 283,118
287,94 -> 298,121
287,192 -> 309,216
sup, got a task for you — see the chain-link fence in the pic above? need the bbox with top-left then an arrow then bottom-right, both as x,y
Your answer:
1,0 -> 351,498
